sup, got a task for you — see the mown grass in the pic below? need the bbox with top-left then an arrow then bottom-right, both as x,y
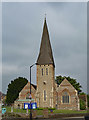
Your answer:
2,106 -> 87,115
52,109 -> 87,114
3,106 -> 27,113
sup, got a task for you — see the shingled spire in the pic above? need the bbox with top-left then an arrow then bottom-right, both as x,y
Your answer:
37,18 -> 55,67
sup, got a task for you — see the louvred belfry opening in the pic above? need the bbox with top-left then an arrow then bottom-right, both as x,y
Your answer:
37,18 -> 55,67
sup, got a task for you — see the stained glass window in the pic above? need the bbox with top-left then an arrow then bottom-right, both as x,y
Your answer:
46,68 -> 48,75
42,68 -> 43,76
62,92 -> 69,103
44,90 -> 46,101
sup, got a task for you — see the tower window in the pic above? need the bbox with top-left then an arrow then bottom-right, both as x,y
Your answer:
62,92 -> 69,103
42,68 -> 43,76
46,68 -> 48,75
44,90 -> 46,101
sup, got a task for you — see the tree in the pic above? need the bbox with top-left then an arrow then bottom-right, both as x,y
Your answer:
87,94 -> 89,107
55,75 -> 82,94
79,92 -> 86,95
80,99 -> 86,110
6,77 -> 28,105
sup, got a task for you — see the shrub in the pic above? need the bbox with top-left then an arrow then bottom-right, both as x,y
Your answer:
36,108 -> 44,110
36,107 -> 55,110
48,108 -> 55,110
80,99 -> 86,110
87,94 -> 89,107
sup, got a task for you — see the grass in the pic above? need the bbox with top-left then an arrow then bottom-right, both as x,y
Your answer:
2,106 -> 88,115
52,109 -> 87,114
3,106 -> 27,113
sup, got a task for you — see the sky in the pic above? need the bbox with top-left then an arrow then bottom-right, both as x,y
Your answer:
1,0 -> 88,2
2,2 -> 87,94
0,2 -> 2,92
87,2 -> 89,95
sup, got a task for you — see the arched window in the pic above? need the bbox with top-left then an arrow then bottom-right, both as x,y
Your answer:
42,68 -> 43,76
62,92 -> 69,103
18,104 -> 20,109
46,68 -> 48,75
44,90 -> 46,101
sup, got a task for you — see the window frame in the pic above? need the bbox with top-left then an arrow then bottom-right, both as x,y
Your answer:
43,90 -> 47,101
46,68 -> 48,75
42,68 -> 43,76
62,91 -> 69,104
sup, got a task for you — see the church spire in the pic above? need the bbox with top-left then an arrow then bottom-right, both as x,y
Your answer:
45,13 -> 46,20
37,18 -> 55,67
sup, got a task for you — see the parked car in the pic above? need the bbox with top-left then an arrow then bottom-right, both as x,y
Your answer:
85,115 -> 89,120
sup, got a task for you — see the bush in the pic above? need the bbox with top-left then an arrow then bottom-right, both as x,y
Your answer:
87,94 -> 89,107
36,107 -> 55,110
48,108 -> 55,110
36,108 -> 44,110
80,99 -> 86,110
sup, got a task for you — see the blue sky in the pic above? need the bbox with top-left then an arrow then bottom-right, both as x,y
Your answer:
2,2 -> 87,93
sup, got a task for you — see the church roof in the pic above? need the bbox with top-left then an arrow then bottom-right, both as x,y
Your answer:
60,78 -> 72,86
31,83 -> 37,90
59,78 -> 76,91
37,18 -> 55,67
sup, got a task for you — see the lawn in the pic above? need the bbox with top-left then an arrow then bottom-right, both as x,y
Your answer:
3,106 -> 27,113
2,106 -> 88,115
53,109 -> 87,114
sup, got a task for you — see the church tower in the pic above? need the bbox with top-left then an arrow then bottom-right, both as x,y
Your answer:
36,18 -> 56,108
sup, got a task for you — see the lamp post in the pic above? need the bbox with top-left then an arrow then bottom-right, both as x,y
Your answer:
30,63 -> 36,120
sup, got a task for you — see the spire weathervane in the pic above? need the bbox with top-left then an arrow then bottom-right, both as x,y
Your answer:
37,14 -> 55,67
45,13 -> 46,20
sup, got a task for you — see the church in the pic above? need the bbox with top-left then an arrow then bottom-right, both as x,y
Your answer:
14,18 -> 80,110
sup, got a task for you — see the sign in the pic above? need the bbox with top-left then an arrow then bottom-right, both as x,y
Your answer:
24,103 -> 29,109
31,103 -> 37,109
24,102 -> 37,109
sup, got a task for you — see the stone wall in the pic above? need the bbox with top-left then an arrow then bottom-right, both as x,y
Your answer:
57,79 -> 80,110
36,64 -> 56,108
14,82 -> 36,109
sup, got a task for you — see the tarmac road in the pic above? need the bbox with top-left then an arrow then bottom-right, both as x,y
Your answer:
2,116 -> 85,120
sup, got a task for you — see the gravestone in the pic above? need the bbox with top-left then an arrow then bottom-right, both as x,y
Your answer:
26,108 -> 28,114
11,106 -> 13,113
32,110 -> 37,118
43,109 -> 49,118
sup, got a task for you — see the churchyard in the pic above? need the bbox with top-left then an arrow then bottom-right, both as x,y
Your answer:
1,106 -> 89,120
2,106 -> 88,114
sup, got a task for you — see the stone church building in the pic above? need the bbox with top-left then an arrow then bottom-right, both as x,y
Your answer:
14,18 -> 80,110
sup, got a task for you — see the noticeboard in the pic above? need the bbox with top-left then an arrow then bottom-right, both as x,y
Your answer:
24,102 -> 37,109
